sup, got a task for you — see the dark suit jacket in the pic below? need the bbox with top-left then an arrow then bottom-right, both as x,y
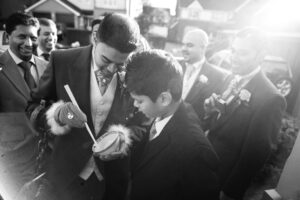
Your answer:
131,102 -> 220,200
33,45 -> 141,200
207,70 -> 286,199
0,50 -> 47,197
182,61 -> 231,124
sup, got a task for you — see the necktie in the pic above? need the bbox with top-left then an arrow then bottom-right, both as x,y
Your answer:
95,70 -> 113,95
41,53 -> 50,61
19,61 -> 36,90
149,120 -> 157,141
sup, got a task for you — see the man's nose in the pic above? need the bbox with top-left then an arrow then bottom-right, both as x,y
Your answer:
133,100 -> 139,108
24,37 -> 33,46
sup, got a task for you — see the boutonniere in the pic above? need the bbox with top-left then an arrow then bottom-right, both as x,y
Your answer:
238,89 -> 251,104
198,74 -> 208,84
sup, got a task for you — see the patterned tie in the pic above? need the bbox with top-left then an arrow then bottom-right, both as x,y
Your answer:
19,61 -> 36,90
41,53 -> 50,61
95,70 -> 114,95
149,120 -> 157,141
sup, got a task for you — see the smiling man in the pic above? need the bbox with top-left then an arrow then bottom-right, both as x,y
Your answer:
29,13 -> 143,200
0,12 -> 47,200
181,29 -> 230,127
205,27 -> 287,200
36,18 -> 57,61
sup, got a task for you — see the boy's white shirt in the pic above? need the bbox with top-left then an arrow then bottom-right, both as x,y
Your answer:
150,114 -> 173,141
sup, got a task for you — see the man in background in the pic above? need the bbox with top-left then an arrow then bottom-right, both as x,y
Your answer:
36,18 -> 57,61
0,12 -> 47,200
205,27 -> 286,200
181,28 -> 230,126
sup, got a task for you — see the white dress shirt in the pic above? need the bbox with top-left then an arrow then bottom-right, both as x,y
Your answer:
182,58 -> 205,100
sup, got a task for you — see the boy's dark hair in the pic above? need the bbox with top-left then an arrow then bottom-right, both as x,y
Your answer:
97,13 -> 140,53
6,12 -> 39,35
125,49 -> 183,102
38,18 -> 56,35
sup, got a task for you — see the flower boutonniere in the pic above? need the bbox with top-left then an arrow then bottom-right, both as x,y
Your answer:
198,74 -> 208,84
239,89 -> 251,104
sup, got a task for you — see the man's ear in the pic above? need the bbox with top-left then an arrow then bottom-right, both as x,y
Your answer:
158,91 -> 173,106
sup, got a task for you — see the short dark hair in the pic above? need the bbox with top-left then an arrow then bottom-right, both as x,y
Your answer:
97,13 -> 140,53
5,12 -> 39,35
125,49 -> 183,102
38,18 -> 56,35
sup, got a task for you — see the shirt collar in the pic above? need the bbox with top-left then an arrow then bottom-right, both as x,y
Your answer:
8,47 -> 35,65
190,57 -> 205,70
37,47 -> 44,56
154,114 -> 174,136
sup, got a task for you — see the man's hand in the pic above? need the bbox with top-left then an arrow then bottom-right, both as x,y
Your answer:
54,102 -> 87,128
204,93 -> 226,115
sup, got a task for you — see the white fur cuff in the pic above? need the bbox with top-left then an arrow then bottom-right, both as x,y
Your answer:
107,124 -> 132,154
46,100 -> 71,135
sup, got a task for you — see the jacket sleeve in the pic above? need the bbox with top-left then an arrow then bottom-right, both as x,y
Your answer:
222,95 -> 286,199
27,52 -> 58,131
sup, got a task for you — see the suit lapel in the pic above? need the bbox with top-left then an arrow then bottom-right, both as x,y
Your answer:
0,51 -> 30,100
185,62 -> 213,102
67,46 -> 94,133
134,114 -> 178,172
135,103 -> 187,172
34,55 -> 47,78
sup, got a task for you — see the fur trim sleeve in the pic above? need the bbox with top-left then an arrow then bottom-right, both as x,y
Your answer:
107,124 -> 132,155
46,100 -> 71,135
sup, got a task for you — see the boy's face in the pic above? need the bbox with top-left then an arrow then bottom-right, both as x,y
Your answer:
130,92 -> 161,119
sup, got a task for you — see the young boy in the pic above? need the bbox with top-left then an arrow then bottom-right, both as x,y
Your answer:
125,49 -> 220,200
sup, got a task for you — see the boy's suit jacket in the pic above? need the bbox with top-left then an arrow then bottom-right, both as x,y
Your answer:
0,50 -> 47,197
131,102 -> 220,200
207,70 -> 286,199
33,45 -> 140,200
182,61 -> 231,122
